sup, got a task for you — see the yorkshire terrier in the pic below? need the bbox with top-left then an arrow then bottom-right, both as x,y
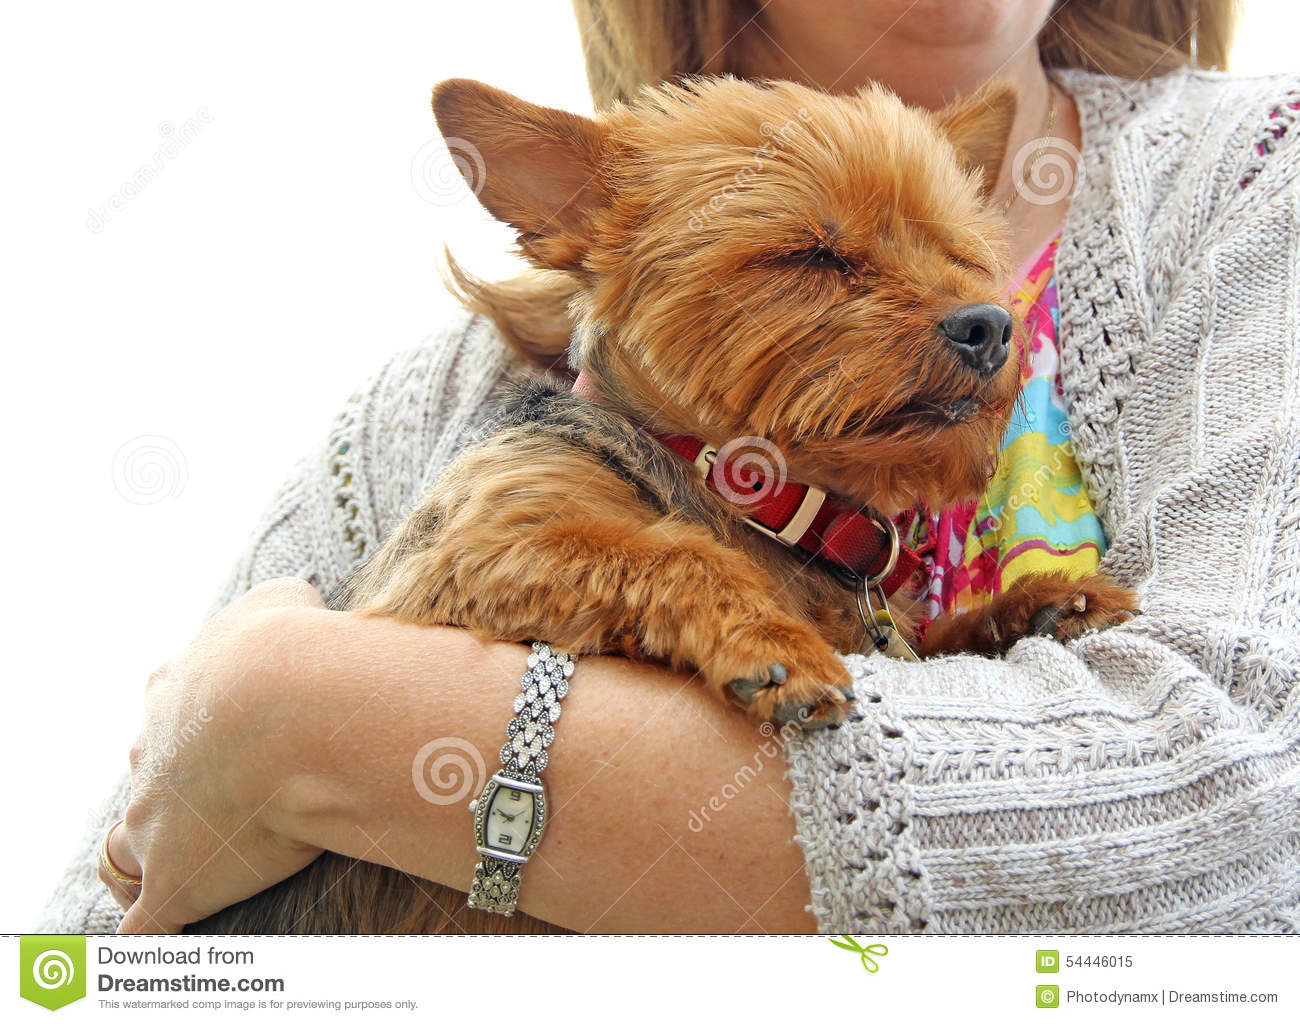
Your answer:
192,75 -> 1135,934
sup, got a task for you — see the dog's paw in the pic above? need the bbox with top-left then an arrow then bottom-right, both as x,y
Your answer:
707,622 -> 853,729
989,571 -> 1138,651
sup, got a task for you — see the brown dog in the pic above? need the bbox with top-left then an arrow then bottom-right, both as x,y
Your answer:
191,76 -> 1135,934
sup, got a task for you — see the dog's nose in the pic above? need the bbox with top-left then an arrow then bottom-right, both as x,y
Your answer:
939,304 -> 1013,376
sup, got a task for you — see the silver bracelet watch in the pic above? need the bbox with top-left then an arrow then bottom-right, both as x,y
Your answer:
466,642 -> 575,915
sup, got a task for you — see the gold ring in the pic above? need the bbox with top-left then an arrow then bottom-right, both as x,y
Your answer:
100,820 -> 143,887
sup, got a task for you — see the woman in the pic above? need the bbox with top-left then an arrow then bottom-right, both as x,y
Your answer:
48,0 -> 1300,933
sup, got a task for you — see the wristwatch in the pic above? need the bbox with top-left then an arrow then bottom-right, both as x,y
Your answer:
466,641 -> 575,915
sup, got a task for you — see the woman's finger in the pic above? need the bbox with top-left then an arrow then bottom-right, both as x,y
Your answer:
106,819 -> 143,879
144,661 -> 171,691
100,870 -> 141,913
237,577 -> 326,612
97,852 -> 142,912
118,895 -> 182,935
98,821 -> 143,912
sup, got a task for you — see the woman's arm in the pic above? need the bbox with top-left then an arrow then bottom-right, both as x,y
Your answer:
111,589 -> 814,933
257,608 -> 815,933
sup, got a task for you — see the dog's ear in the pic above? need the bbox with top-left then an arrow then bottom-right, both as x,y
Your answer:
432,79 -> 608,271
934,81 -> 1018,197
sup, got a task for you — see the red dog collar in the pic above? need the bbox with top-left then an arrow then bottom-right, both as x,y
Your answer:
571,373 -> 920,596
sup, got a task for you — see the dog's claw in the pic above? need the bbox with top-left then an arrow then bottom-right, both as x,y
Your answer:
1030,593 -> 1092,639
1029,605 -> 1062,637
727,663 -> 789,706
727,660 -> 849,728
774,700 -> 841,729
727,677 -> 763,706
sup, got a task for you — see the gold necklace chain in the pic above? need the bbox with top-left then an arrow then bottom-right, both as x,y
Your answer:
999,81 -> 1060,215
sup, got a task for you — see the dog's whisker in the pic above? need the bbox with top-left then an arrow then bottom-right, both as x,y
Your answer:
780,357 -> 846,386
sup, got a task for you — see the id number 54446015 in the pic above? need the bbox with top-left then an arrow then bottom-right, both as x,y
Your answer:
1065,955 -> 1134,968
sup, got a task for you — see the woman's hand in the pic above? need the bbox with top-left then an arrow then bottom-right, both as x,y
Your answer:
107,578 -> 330,933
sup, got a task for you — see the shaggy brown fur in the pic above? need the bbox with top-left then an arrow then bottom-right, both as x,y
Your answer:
190,76 -> 1136,935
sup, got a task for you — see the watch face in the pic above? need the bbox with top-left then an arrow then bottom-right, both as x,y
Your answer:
483,784 -> 537,856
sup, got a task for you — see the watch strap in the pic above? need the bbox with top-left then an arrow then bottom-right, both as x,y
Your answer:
467,642 -> 575,916
468,855 -> 522,915
499,641 -> 575,775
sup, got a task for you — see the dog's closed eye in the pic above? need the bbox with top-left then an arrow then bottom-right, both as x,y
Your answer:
764,241 -> 860,278
948,252 -> 992,277
788,243 -> 856,274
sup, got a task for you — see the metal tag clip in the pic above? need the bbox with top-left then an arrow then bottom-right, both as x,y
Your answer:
855,580 -> 920,662
849,516 -> 918,662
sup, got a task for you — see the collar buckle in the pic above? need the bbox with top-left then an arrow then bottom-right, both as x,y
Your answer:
693,444 -> 718,477
743,483 -> 828,548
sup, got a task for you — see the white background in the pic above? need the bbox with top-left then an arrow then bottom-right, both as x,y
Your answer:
2,1 -> 1296,932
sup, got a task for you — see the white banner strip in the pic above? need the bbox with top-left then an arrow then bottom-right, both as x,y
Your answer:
8,934 -> 1297,1021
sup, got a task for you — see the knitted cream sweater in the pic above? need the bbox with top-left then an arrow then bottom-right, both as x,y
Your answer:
41,67 -> 1300,935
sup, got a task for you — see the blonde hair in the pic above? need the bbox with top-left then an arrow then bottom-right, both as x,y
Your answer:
454,0 -> 1240,363
573,0 -> 1241,108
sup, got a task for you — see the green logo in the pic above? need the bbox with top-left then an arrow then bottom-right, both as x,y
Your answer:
1036,984 -> 1060,1009
1036,949 -> 1059,973
828,935 -> 888,973
19,935 -> 86,1011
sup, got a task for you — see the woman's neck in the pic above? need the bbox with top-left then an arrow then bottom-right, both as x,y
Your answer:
742,3 -> 1081,270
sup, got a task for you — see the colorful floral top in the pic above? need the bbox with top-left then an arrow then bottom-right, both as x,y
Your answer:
901,231 -> 1107,627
